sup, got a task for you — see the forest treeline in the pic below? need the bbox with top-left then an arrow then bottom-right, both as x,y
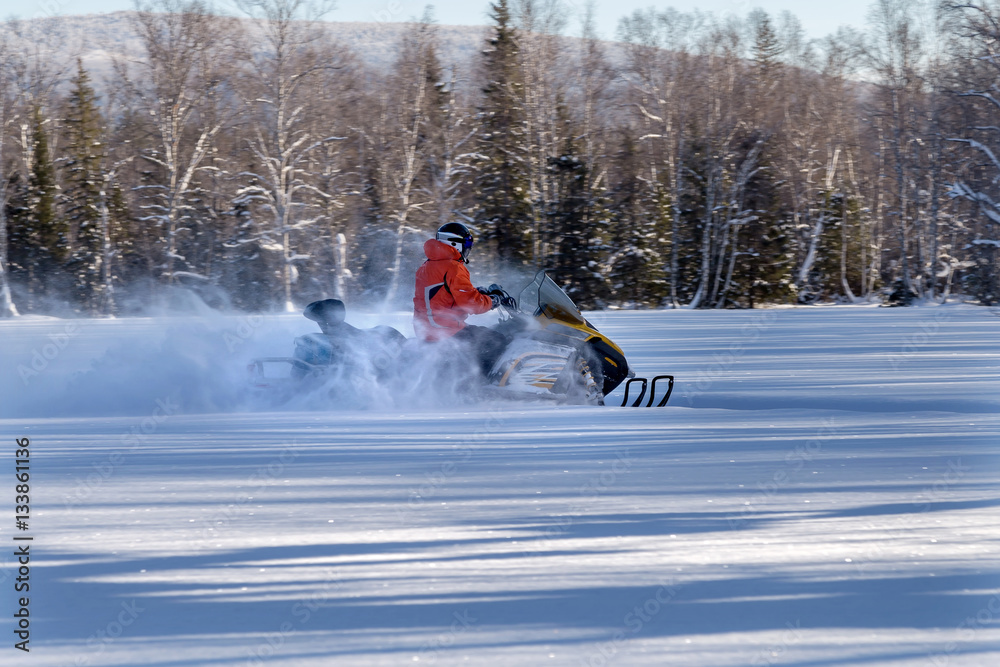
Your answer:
1,0 -> 999,317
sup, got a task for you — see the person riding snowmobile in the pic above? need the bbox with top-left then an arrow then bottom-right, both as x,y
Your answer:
298,298 -> 404,381
413,222 -> 509,375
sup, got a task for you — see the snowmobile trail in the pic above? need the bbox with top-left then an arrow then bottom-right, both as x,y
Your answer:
1,305 -> 998,666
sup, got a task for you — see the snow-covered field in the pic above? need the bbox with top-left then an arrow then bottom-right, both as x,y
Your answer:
1,304 -> 998,666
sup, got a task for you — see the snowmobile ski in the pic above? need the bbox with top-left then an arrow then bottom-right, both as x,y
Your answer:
620,374 -> 674,407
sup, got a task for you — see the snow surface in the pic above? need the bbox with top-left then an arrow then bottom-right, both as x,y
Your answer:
1,304 -> 999,666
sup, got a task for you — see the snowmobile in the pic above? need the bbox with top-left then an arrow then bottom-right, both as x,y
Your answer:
247,271 -> 673,407
479,270 -> 673,406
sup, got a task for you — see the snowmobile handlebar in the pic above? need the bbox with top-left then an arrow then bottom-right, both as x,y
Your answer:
492,288 -> 518,313
498,293 -> 518,311
480,284 -> 519,313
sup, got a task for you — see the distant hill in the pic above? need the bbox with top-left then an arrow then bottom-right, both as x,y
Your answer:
0,12 -> 622,88
0,12 -> 600,84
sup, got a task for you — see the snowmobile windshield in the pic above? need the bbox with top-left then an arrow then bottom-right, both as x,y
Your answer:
518,271 -> 586,326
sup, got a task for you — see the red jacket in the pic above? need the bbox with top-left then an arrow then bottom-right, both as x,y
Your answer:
413,239 -> 493,341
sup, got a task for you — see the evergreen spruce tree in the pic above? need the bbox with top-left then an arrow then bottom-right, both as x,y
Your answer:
605,132 -> 670,306
674,134 -> 713,306
106,182 -> 136,288
604,133 -> 642,304
418,21 -> 456,228
475,0 -> 533,266
963,241 -> 1000,306
726,153 -> 796,308
726,12 -> 794,308
63,61 -> 106,313
751,12 -> 783,87
30,107 -> 64,264
5,173 -> 31,293
418,20 -> 448,158
10,106 -> 67,309
546,127 -> 611,308
811,192 -> 865,300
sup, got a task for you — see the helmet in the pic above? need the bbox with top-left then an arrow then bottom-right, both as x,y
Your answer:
303,298 -> 346,333
304,298 -> 346,326
436,222 -> 474,263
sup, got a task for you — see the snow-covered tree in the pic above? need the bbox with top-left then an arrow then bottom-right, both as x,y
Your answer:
511,0 -> 568,268
943,1 -> 1000,303
2,3 -> 998,312
475,0 -> 533,266
61,60 -> 106,313
545,125 -> 611,307
8,106 -> 65,308
421,66 -> 477,232
122,1 -> 236,285
865,0 -> 926,299
0,35 -> 20,317
618,9 -> 704,307
371,18 -> 441,304
232,0 -> 343,312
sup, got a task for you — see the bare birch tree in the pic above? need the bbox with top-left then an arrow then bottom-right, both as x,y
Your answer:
233,0 -> 343,311
122,0 -> 237,284
944,3 -> 1000,234
380,20 -> 440,304
618,8 -> 706,306
0,34 -> 20,317
866,0 -> 925,298
514,0 -> 567,266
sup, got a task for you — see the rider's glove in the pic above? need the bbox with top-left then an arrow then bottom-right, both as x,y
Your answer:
486,283 -> 504,296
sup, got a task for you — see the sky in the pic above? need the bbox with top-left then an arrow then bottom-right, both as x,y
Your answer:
16,0 -> 875,42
